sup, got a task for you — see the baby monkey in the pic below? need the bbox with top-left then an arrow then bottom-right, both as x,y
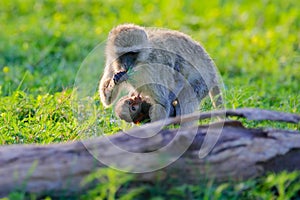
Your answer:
115,94 -> 151,124
115,93 -> 179,124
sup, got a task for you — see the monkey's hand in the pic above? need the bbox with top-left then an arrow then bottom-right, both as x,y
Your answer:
113,71 -> 129,84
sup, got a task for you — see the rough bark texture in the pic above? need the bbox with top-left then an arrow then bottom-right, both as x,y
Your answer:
0,108 -> 299,197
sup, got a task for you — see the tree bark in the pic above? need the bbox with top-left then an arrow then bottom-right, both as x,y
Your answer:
0,108 -> 299,197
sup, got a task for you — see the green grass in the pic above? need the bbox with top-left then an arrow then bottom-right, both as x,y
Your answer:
0,0 -> 299,199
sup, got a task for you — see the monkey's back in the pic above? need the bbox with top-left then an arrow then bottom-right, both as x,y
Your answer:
145,28 -> 219,95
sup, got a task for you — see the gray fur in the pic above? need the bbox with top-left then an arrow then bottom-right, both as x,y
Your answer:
99,24 -> 222,123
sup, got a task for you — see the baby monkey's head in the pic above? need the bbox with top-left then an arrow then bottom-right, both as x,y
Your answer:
115,94 -> 151,124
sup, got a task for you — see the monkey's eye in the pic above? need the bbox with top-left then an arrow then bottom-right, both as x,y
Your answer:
130,104 -> 139,113
131,106 -> 136,111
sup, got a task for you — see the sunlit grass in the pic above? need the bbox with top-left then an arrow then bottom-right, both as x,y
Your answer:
0,0 -> 299,199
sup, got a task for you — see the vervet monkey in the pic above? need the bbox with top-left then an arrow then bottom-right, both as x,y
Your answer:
99,24 -> 222,123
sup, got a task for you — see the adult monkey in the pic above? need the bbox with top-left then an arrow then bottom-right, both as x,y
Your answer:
99,24 -> 222,123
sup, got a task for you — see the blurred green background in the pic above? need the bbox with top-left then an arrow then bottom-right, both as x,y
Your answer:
0,0 -> 299,199
1,0 -> 299,97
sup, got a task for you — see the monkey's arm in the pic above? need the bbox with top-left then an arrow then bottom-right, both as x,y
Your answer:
149,104 -> 169,122
147,88 -> 172,122
99,77 -> 117,107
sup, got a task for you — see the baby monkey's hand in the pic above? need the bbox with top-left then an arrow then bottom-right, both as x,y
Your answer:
113,71 -> 128,84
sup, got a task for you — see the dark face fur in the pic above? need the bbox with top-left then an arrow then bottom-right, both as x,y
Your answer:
118,51 -> 139,71
109,25 -> 148,72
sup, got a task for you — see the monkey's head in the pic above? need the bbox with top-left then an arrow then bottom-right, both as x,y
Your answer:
115,95 -> 151,124
106,24 -> 150,71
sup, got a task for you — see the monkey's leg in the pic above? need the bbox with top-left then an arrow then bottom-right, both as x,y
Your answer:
176,88 -> 199,127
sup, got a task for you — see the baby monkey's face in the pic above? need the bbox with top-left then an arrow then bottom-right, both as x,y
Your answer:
115,95 -> 151,124
125,96 -> 142,116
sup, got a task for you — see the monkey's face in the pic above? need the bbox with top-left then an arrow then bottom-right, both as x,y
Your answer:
118,51 -> 139,71
115,96 -> 142,124
107,25 -> 150,72
126,98 -> 141,116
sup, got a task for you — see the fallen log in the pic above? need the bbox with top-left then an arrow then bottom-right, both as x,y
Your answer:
0,108 -> 299,197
